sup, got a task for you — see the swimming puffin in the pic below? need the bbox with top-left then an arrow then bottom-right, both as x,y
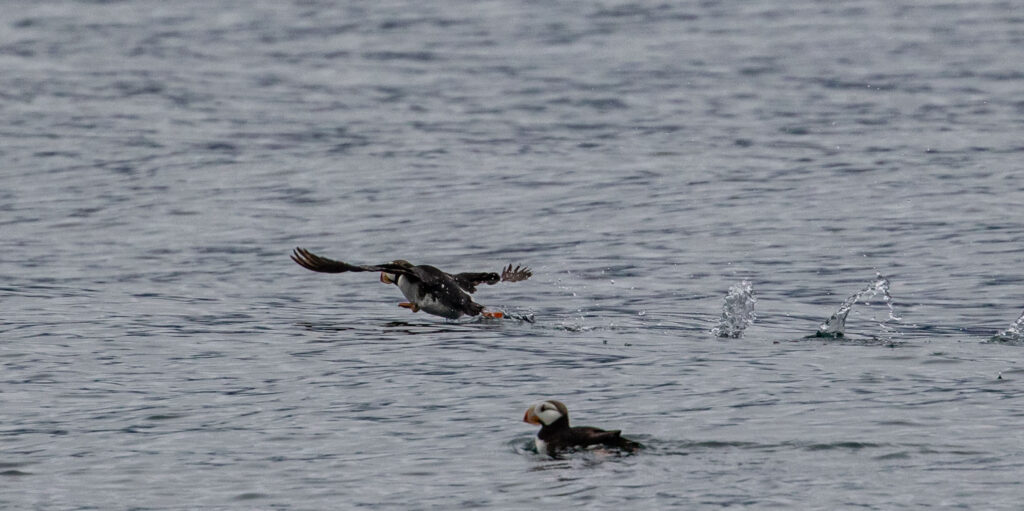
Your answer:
290,247 -> 531,319
523,400 -> 642,457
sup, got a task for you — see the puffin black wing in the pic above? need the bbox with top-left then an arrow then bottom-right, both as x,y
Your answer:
291,247 -> 407,274
453,264 -> 532,293
501,264 -> 532,283
452,272 -> 499,293
548,426 -> 643,458
571,427 -> 643,452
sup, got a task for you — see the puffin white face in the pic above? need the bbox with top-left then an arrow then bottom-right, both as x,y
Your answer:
523,400 -> 567,426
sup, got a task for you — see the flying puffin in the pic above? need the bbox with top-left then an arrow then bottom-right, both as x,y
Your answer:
290,247 -> 531,319
523,399 -> 642,457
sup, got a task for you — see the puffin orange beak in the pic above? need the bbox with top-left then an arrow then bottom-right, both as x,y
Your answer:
523,406 -> 541,425
380,272 -> 394,284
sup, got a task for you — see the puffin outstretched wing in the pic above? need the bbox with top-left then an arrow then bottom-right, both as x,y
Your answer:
291,247 -> 407,274
500,264 -> 532,283
453,264 -> 532,293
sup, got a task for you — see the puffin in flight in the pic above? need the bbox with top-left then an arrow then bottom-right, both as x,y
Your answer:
290,247 -> 531,319
523,399 -> 642,457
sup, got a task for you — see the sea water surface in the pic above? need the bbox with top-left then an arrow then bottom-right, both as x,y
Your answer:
3,1 -> 1024,509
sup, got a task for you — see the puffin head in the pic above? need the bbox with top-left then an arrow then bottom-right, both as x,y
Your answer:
523,400 -> 569,426
380,260 -> 413,285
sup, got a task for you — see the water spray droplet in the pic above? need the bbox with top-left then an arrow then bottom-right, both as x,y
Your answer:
990,310 -> 1024,344
816,273 -> 900,340
711,281 -> 756,338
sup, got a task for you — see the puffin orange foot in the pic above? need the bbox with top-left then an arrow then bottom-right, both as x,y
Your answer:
481,311 -> 504,319
398,302 -> 420,312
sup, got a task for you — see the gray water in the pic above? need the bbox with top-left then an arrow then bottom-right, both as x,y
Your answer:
3,1 -> 1024,509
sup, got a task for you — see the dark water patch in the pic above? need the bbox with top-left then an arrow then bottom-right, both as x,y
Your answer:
144,413 -> 186,421
876,419 -> 926,427
632,439 -> 890,457
378,17 -> 467,30
296,321 -> 358,333
799,441 -> 882,452
362,51 -> 439,62
576,98 -> 629,110
289,348 -> 329,358
233,492 -> 272,501
199,141 -> 238,153
380,321 -> 484,336
790,335 -> 905,348
170,351 -> 225,360
2,428 -> 69,436
920,356 -> 967,365
874,451 -> 911,460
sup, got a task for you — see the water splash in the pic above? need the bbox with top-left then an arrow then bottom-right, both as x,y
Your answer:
501,308 -> 537,323
473,306 -> 536,323
815,273 -> 901,339
989,309 -> 1024,344
711,281 -> 756,338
